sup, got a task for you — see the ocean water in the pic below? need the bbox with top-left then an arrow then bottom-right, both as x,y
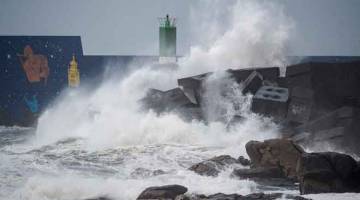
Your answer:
0,124 -> 277,200
0,58 -> 285,199
1,1 -> 360,199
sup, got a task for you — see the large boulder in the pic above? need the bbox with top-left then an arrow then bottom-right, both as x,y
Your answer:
232,167 -> 284,179
296,152 -> 360,194
245,139 -> 304,180
189,155 -> 239,176
137,185 -> 188,200
232,167 -> 296,188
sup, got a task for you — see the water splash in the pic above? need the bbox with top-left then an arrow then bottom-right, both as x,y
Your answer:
5,1 -> 296,199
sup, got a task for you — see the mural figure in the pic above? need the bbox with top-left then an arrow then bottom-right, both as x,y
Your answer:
18,45 -> 50,84
24,95 -> 39,113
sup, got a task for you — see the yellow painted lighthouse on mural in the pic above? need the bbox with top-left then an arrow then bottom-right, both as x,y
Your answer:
68,55 -> 80,87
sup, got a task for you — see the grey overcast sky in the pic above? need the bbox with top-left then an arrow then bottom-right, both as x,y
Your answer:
0,0 -> 359,56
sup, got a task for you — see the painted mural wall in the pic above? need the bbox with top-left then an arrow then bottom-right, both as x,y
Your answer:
0,36 -> 159,126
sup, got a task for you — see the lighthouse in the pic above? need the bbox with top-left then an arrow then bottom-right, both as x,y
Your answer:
68,55 -> 80,87
159,14 -> 177,64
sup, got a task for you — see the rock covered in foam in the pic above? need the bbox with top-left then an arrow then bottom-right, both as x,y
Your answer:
189,155 -> 240,177
130,167 -> 166,178
137,184 -> 188,200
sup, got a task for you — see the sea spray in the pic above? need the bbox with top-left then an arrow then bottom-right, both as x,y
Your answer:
5,1 -> 296,199
178,0 -> 294,76
32,0 -> 294,150
201,71 -> 252,124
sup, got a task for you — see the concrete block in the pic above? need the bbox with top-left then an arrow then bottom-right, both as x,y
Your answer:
291,87 -> 314,99
255,67 -> 280,81
292,132 -> 311,143
242,71 -> 263,94
182,87 -> 198,104
142,88 -> 193,113
285,63 -> 311,77
287,98 -> 313,124
287,87 -> 314,124
177,73 -> 210,88
141,89 -> 165,112
251,86 -> 289,120
162,88 -> 192,107
176,105 -> 203,121
285,74 -> 312,90
229,67 -> 279,83
177,73 -> 211,105
228,69 -> 253,82
313,127 -> 345,142
295,106 -> 360,133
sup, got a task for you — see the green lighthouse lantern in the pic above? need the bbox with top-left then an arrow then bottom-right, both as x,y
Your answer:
159,14 -> 177,63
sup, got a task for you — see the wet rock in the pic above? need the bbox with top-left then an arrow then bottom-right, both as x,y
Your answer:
231,167 -> 296,188
137,184 -> 188,200
245,139 -> 304,180
232,167 -> 285,179
131,168 -> 166,178
178,192 -> 311,200
297,152 -> 360,194
237,156 -> 251,166
189,155 -> 239,176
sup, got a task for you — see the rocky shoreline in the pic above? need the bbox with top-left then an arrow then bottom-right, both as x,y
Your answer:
83,138 -> 360,200
83,61 -> 360,200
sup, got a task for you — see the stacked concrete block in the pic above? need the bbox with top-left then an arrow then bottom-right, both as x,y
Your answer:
175,104 -> 203,121
142,88 -> 193,113
251,86 -> 289,120
177,73 -> 211,105
228,67 -> 279,84
242,71 -> 263,95
312,127 -> 345,143
293,106 -> 360,153
295,106 -> 358,133
141,89 -> 166,113
287,87 -> 314,124
285,63 -> 312,90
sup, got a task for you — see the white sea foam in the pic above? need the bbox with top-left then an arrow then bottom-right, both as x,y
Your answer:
4,1 -> 300,199
178,0 -> 294,77
31,0 -> 292,151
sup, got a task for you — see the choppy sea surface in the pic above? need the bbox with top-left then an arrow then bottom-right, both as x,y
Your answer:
0,126 -> 359,200
2,1 -> 360,199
